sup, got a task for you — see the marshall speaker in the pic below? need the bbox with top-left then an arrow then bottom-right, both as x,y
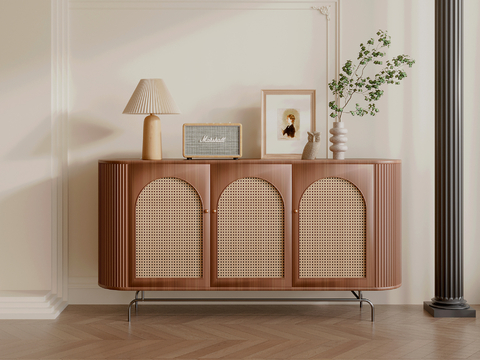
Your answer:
183,123 -> 242,159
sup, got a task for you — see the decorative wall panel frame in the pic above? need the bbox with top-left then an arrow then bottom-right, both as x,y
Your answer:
53,0 -> 340,307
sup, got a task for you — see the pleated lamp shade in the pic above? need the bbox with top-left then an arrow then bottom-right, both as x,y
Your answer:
123,79 -> 180,115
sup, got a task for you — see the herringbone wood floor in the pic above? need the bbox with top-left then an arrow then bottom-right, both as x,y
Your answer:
0,304 -> 479,359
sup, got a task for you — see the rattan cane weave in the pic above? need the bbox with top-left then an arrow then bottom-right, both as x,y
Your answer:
135,177 -> 203,278
299,177 -> 366,278
217,177 -> 284,278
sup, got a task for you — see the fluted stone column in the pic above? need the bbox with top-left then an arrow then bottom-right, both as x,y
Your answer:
424,0 -> 475,317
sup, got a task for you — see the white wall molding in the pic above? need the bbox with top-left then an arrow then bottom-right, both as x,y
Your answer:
49,0 -> 70,317
0,0 -> 69,319
51,0 -> 70,300
312,5 -> 331,21
70,0 -> 337,11
0,291 -> 68,320
65,0 -> 339,304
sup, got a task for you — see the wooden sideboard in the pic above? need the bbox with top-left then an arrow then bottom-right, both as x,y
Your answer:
98,159 -> 401,292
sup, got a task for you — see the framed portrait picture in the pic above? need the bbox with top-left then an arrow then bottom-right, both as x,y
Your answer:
261,89 -> 316,159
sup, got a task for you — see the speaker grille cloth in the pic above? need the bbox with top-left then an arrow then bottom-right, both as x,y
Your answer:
299,177 -> 366,278
217,177 -> 284,278
184,126 -> 240,156
135,177 -> 203,278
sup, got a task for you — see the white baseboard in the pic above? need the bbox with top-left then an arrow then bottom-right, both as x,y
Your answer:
0,291 -> 68,319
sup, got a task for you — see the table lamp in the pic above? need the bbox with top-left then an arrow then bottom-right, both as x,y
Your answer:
123,79 -> 180,160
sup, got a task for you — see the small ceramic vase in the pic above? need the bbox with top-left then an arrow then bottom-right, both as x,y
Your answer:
329,121 -> 348,159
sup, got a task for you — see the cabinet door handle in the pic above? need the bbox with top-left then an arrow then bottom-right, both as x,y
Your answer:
204,209 -> 209,213
213,209 -> 217,213
294,209 -> 298,213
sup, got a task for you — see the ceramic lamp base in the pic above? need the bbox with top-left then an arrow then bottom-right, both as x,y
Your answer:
142,114 -> 162,160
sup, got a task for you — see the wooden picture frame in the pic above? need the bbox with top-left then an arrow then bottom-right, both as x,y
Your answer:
261,89 -> 316,159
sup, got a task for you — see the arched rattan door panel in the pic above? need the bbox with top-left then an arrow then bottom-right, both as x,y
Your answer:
135,177 -> 204,279
299,177 -> 366,278
128,163 -> 210,289
210,163 -> 292,288
292,164 -> 375,289
217,177 -> 285,278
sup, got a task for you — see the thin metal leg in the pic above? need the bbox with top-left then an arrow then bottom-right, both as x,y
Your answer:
134,291 -> 140,312
349,291 -> 372,320
128,299 -> 138,322
126,292 -> 375,322
128,292 -> 148,321
363,298 -> 375,322
139,292 -> 145,312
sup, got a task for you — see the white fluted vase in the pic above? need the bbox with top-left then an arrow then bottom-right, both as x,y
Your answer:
329,121 -> 348,160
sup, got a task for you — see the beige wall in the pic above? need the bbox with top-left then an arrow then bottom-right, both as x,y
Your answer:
0,0 -> 52,291
0,0 -> 478,304
339,0 -> 436,304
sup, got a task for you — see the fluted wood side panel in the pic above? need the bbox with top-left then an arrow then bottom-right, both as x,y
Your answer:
374,163 -> 402,289
98,163 -> 130,289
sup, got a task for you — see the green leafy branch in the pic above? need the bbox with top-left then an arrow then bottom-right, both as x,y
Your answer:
328,30 -> 415,121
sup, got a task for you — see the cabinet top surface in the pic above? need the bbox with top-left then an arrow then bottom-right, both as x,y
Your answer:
99,158 -> 401,164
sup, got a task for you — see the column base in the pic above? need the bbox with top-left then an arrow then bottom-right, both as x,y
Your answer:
424,301 -> 476,318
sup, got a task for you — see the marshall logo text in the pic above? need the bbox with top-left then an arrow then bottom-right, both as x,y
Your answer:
199,136 -> 226,143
